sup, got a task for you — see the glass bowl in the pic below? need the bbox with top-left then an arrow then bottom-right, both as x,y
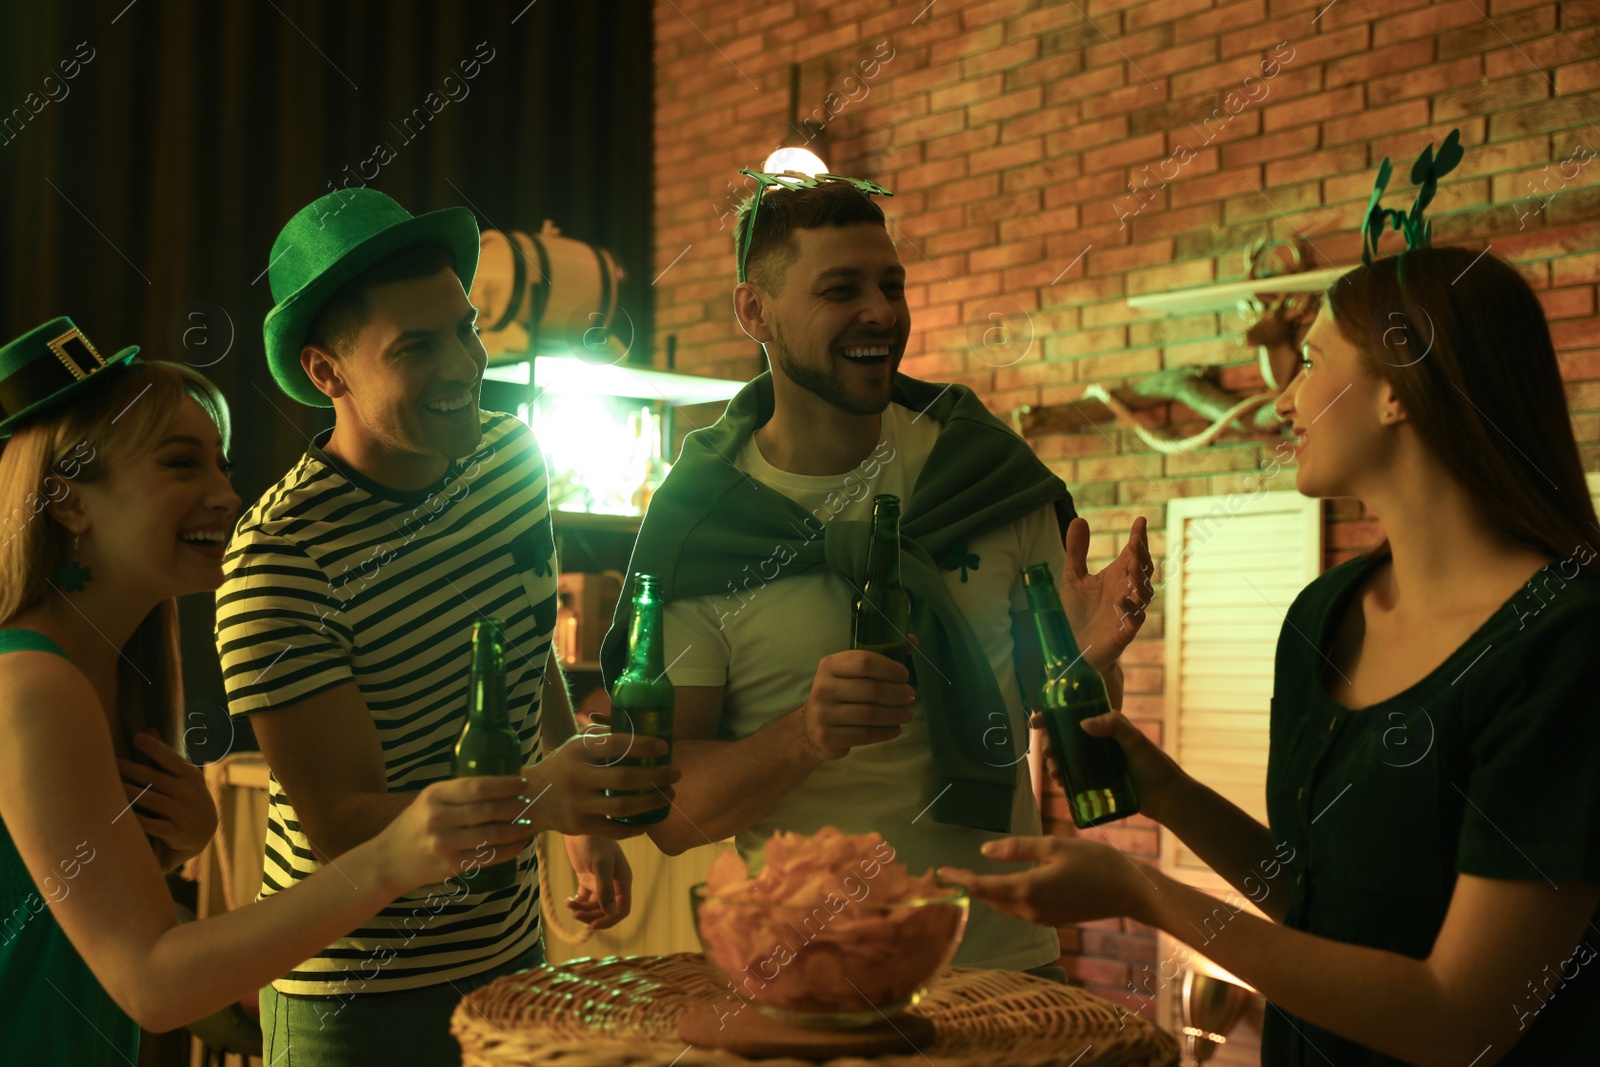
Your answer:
689,881 -> 969,1029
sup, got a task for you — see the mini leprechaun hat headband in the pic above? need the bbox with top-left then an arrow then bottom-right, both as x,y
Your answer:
735,169 -> 894,283
1361,128 -> 1464,267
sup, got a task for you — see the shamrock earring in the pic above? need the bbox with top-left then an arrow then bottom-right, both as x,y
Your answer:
55,532 -> 93,592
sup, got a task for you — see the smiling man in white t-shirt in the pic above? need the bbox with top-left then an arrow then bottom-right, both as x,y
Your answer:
602,174 -> 1151,974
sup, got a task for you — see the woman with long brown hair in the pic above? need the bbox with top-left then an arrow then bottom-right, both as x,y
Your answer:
941,247 -> 1600,1065
0,318 -> 536,1065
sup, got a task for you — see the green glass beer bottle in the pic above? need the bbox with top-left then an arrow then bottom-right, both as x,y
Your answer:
607,573 -> 675,825
452,618 -> 522,891
1023,562 -> 1140,828
852,494 -> 914,682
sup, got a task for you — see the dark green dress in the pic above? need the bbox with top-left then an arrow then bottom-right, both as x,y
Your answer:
0,628 -> 141,1064
1263,554 -> 1600,1064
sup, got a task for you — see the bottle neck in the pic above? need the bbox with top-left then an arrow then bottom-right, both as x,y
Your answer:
864,509 -> 902,587
1026,578 -> 1084,667
626,596 -> 665,678
469,630 -> 508,726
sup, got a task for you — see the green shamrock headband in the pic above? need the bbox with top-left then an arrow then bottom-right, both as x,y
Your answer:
1361,127 -> 1464,267
735,169 -> 894,283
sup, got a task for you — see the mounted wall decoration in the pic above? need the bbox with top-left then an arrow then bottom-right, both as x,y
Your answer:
1015,130 -> 1464,453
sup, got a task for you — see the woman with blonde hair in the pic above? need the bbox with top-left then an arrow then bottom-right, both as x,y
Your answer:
0,317 -> 535,1064
941,246 -> 1600,1066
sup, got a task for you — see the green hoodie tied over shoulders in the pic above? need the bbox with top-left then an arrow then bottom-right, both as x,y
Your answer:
599,372 -> 1075,833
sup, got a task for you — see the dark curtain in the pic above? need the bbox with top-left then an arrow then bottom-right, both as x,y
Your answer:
0,0 -> 653,756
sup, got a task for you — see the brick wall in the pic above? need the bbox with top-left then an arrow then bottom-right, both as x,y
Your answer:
652,0 -> 1600,1055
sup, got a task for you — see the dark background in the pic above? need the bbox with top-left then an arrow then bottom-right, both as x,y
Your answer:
0,0 -> 654,755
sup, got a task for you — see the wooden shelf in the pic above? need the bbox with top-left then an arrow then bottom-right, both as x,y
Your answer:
564,660 -> 603,673
1126,266 -> 1354,316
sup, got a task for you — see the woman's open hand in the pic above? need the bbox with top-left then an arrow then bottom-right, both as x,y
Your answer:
938,835 -> 1157,928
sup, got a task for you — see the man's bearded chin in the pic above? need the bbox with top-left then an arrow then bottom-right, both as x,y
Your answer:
769,331 -> 894,417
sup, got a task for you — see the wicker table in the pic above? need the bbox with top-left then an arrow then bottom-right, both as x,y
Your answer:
452,953 -> 1179,1067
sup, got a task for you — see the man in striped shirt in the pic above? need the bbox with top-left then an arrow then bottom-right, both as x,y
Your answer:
215,189 -> 678,1066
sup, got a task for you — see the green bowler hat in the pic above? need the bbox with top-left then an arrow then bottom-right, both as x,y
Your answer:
263,188 -> 480,407
0,317 -> 139,438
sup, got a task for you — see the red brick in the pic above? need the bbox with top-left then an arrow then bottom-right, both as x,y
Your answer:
1089,81 -> 1171,119
1553,252 -> 1600,287
1331,39 -> 1436,84
1090,239 -> 1177,274
1490,95 -> 1600,140
1004,4 -> 1081,40
893,108 -> 967,145
1436,71 -> 1553,121
1566,0 -> 1600,24
1263,85 -> 1365,133
1221,124 -> 1321,167
1042,16 -> 1121,56
1132,201 -> 1224,241
1438,6 -> 1560,58
1265,144 -> 1369,186
1170,165 -> 1266,208
968,189 -> 1044,224
928,74 -> 1003,114
930,22 -> 1003,66
1118,475 -> 1215,504
1486,27 -> 1600,76
1219,16 -> 1307,60
1177,0 -> 1268,39
1001,155 -> 1085,196
1004,51 -> 1086,93
968,86 -> 1047,125
1323,99 -> 1431,147
1552,318 -> 1600,350
1284,24 -> 1372,67
1051,64 -> 1129,105
1559,348 -> 1600,382
1128,0 -> 1213,30
1000,103 -> 1082,143
927,172 -> 1001,210
1549,185 -> 1600,227
1084,133 -> 1171,174
919,126 -> 993,163
1374,0 -> 1486,46
1141,40 -> 1221,79
1369,55 -> 1483,108
924,225 -> 997,257
1316,0 -> 1418,30
1127,259 -> 1215,297
1541,286 -> 1597,320
1555,58 -> 1600,95
1085,26 -> 1174,71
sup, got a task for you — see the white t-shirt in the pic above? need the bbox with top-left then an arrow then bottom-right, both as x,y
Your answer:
664,401 -> 1067,970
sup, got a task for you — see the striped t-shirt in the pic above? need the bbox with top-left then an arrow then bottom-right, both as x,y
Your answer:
215,411 -> 557,996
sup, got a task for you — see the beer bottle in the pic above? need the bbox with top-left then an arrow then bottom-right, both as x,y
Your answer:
607,573 -> 675,825
852,494 -> 914,683
452,618 -> 522,891
1023,562 -> 1140,828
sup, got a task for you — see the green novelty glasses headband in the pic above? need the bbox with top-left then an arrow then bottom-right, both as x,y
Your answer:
735,168 -> 895,284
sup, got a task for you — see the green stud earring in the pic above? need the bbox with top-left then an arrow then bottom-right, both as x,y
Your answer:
55,533 -> 93,592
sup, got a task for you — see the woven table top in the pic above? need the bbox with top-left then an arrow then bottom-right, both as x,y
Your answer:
451,953 -> 1180,1067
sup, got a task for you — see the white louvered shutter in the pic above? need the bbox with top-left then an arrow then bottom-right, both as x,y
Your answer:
1160,491 -> 1322,893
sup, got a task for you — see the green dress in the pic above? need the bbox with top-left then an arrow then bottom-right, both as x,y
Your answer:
0,628 -> 141,1064
1263,554 -> 1600,1064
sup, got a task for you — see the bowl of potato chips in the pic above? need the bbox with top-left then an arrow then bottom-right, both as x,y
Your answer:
691,827 -> 969,1029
